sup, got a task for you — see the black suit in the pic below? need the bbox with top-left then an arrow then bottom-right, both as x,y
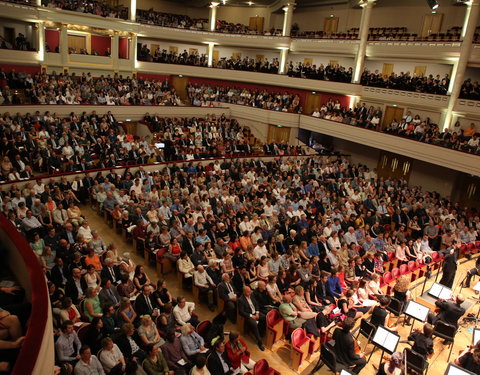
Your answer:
49,265 -> 69,287
100,265 -> 121,285
207,351 -> 233,375
115,333 -> 145,361
238,294 -> 265,344
429,300 -> 465,328
64,277 -> 87,305
217,281 -> 237,323
134,293 -> 158,316
332,328 -> 367,374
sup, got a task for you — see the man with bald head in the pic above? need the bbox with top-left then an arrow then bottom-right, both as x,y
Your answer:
193,265 -> 216,311
238,286 -> 265,351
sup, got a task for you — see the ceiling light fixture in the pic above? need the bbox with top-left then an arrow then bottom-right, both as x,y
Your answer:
248,1 -> 253,6
426,0 -> 439,10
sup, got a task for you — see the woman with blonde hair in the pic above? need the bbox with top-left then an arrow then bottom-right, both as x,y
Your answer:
138,314 -> 164,347
393,274 -> 412,324
292,285 -> 318,319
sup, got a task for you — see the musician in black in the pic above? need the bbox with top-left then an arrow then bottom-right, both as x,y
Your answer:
408,323 -> 434,357
439,248 -> 457,288
370,296 -> 397,332
464,256 -> 480,288
427,294 -> 466,329
332,317 -> 367,374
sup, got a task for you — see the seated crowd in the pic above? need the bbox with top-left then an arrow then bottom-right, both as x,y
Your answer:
0,32 -> 32,51
361,69 -> 450,95
0,110 -> 263,181
43,0 -> 128,19
2,140 -> 480,373
187,84 -> 302,113
383,112 -> 480,154
136,8 -> 280,35
460,78 -> 480,100
287,62 -> 353,83
137,46 -> 353,83
137,47 -> 281,75
310,100 -> 480,155
0,71 -> 178,105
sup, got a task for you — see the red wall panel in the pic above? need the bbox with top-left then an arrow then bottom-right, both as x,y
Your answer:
119,37 -> 128,59
91,35 -> 111,56
0,64 -> 40,75
45,29 -> 59,52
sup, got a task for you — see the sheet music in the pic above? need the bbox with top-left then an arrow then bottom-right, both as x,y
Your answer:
429,283 -> 442,298
446,363 -> 476,375
439,288 -> 452,300
340,370 -> 355,375
473,329 -> 480,346
372,326 -> 400,354
404,301 -> 430,322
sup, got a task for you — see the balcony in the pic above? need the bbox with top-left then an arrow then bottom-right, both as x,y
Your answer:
0,49 -> 42,64
455,97 -> 480,115
367,40 -> 461,61
1,102 -> 477,175
136,61 -> 359,95
290,38 -> 358,56
138,24 -> 291,50
300,115 -> 480,176
361,86 -> 450,110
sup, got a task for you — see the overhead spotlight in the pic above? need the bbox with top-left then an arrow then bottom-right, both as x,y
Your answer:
426,0 -> 439,10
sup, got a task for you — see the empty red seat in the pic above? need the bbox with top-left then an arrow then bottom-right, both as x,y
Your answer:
383,272 -> 393,284
432,252 -> 439,262
392,268 -> 400,279
387,251 -> 395,260
408,261 -> 417,272
400,264 -> 409,275
291,328 -> 315,371
253,359 -> 281,375
196,320 -> 211,340
266,309 -> 284,349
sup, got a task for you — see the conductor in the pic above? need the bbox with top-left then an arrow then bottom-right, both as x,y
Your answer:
439,248 -> 457,288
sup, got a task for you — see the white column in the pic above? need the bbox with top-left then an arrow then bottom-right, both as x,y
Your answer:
112,32 -> 119,70
352,0 -> 375,83
36,0 -> 41,6
209,2 -> 219,32
60,24 -> 68,66
37,22 -> 45,61
129,0 -> 136,21
207,42 -> 215,67
130,34 -> 137,71
282,3 -> 294,37
279,48 -> 288,74
444,0 -> 480,129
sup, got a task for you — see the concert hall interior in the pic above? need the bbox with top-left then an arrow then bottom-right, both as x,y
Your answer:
1,0 -> 480,374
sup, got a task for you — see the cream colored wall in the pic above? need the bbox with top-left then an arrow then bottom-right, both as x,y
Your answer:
215,46 -> 279,61
405,107 -> 441,124
408,159 -> 457,197
216,6 -> 272,31
291,5 -> 361,33
330,138 -> 380,170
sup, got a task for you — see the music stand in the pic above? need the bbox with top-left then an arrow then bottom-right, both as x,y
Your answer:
404,300 -> 430,335
428,282 -> 452,300
473,328 -> 480,346
371,326 -> 401,367
444,363 -> 476,375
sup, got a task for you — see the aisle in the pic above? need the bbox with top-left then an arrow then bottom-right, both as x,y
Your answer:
83,205 -> 479,375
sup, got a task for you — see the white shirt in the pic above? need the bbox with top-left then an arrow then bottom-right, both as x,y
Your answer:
173,302 -> 195,325
99,344 -> 123,371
